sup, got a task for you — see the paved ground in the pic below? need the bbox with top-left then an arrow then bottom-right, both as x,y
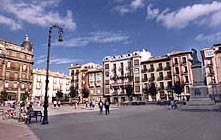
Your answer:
1,105 -> 221,140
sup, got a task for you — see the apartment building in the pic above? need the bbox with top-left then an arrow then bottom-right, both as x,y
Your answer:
87,66 -> 103,101
169,51 -> 193,99
69,62 -> 102,102
0,35 -> 33,102
32,69 -> 71,103
141,55 -> 172,101
200,44 -> 221,95
103,49 -> 151,103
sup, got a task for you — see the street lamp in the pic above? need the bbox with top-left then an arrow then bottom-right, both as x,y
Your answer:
42,25 -> 63,125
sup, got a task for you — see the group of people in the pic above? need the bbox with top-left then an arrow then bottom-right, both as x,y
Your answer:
53,100 -> 61,108
19,101 -> 35,123
98,98 -> 110,115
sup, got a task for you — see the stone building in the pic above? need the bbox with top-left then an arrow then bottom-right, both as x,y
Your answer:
0,35 -> 33,102
200,44 -> 221,95
32,69 -> 71,103
103,49 -> 151,103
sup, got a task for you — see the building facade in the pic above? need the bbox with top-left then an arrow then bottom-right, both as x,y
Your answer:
103,49 -> 151,103
69,62 -> 102,102
0,35 -> 33,102
169,51 -> 193,99
32,69 -> 71,103
87,67 -> 103,101
141,55 -> 172,101
200,44 -> 221,95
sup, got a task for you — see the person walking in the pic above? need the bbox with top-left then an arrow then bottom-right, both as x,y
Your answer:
98,99 -> 104,114
57,100 -> 61,107
53,100 -> 57,108
104,98 -> 110,115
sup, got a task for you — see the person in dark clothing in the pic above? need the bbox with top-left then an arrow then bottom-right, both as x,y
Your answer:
98,99 -> 104,114
104,98 -> 110,115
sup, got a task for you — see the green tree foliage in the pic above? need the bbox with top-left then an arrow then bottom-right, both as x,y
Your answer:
125,85 -> 133,96
69,85 -> 78,98
149,83 -> 157,96
56,90 -> 63,100
1,90 -> 8,101
82,87 -> 89,98
21,91 -> 29,102
173,81 -> 184,95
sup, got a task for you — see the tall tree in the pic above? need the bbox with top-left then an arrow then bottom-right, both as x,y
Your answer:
21,91 -> 29,102
149,83 -> 157,101
1,90 -> 8,101
125,85 -> 133,96
69,85 -> 78,98
82,87 -> 89,98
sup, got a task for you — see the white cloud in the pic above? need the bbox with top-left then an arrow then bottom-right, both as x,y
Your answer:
195,32 -> 221,42
0,14 -> 22,30
50,58 -> 78,64
146,1 -> 221,29
54,31 -> 130,47
114,0 -> 145,15
0,0 -> 76,30
36,56 -> 78,65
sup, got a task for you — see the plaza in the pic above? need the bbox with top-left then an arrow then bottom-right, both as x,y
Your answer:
1,105 -> 221,140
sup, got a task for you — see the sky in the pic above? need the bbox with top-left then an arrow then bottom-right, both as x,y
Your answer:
0,0 -> 220,75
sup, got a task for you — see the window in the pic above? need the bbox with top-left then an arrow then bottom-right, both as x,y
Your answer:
134,59 -> 139,66
160,82 -> 164,89
182,57 -> 187,63
14,73 -> 18,79
135,77 -> 140,83
175,67 -> 179,74
6,72 -> 10,78
174,58 -> 178,65
23,64 -> 27,71
166,62 -> 170,67
7,61 -> 11,68
104,64 -> 109,69
185,76 -> 189,83
14,83 -> 18,88
135,85 -> 140,92
5,82 -> 9,88
184,66 -> 188,73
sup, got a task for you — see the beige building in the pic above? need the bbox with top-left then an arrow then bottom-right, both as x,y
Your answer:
69,62 -> 102,102
32,69 -> 71,103
87,66 -> 103,101
103,49 -> 151,103
141,55 -> 172,101
0,35 -> 33,102
201,44 -> 221,95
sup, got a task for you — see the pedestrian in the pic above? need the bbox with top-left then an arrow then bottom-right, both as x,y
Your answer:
92,99 -> 96,108
98,99 -> 103,114
53,100 -> 57,108
58,100 -> 61,107
104,98 -> 110,115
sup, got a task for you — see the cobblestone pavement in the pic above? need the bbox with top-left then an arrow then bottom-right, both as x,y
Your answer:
1,105 -> 221,140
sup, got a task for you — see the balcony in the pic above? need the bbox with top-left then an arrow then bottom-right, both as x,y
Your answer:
164,75 -> 172,80
164,66 -> 171,71
156,67 -> 163,72
142,78 -> 148,82
149,77 -> 155,82
157,76 -> 164,81
148,68 -> 154,72
142,69 -> 148,73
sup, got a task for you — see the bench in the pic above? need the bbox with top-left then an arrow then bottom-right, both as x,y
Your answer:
27,111 -> 43,124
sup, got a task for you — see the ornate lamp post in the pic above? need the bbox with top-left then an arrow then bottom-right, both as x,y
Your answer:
42,25 -> 63,125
